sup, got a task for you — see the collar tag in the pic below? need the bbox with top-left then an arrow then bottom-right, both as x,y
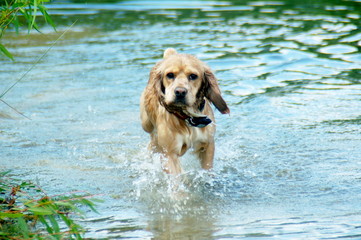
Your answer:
186,116 -> 212,128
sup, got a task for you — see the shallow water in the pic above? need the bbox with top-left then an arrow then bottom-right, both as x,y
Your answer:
1,0 -> 361,239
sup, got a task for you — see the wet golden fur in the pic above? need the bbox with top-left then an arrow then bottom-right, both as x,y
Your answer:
140,48 -> 229,174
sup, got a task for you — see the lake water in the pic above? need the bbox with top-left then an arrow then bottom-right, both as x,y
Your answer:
1,0 -> 361,239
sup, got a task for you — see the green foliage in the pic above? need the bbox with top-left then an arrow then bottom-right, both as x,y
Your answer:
0,171 -> 100,239
0,43 -> 13,60
0,0 -> 56,60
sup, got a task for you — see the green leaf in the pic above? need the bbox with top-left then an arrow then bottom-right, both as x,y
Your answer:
17,217 -> 30,239
54,201 -> 74,209
18,7 -> 32,33
38,5 -> 56,30
81,198 -> 99,214
0,212 -> 24,218
0,43 -> 14,61
0,170 -> 11,177
48,215 -> 61,238
38,215 -> 54,234
28,206 -> 54,215
32,0 -> 38,29
11,12 -> 20,34
59,214 -> 84,239
32,21 -> 41,33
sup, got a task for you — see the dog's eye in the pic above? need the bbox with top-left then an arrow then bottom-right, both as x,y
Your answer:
166,73 -> 175,79
189,74 -> 198,81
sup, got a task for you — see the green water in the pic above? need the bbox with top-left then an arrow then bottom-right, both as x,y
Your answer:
1,0 -> 361,239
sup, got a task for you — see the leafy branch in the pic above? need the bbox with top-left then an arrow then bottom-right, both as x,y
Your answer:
0,171 -> 101,239
0,0 -> 56,60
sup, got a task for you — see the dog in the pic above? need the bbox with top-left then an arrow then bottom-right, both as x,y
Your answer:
140,48 -> 229,174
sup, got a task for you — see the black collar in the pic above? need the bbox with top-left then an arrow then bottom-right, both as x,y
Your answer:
185,116 -> 212,128
161,98 -> 212,128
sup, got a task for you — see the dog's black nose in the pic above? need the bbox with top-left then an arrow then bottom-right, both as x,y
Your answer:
174,87 -> 187,98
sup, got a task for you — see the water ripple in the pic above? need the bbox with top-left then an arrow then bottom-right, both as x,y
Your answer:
2,0 -> 361,239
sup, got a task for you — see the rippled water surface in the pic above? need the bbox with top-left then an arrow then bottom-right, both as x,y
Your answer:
2,0 -> 361,239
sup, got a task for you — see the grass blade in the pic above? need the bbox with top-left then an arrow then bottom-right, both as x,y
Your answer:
0,99 -> 31,120
48,215 -> 61,240
32,0 -> 38,29
17,217 -> 30,239
0,43 -> 14,61
38,215 -> 54,234
38,5 -> 56,30
0,20 -> 77,99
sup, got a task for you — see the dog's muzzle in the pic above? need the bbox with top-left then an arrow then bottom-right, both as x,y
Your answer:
174,87 -> 188,104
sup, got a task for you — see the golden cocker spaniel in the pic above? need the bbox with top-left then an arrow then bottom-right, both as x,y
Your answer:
140,48 -> 229,174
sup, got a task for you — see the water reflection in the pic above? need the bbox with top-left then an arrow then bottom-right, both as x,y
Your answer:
1,0 -> 361,239
148,214 -> 216,240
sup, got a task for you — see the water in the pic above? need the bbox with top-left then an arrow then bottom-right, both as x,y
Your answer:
1,0 -> 361,239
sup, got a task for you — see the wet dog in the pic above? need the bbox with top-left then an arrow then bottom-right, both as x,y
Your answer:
140,48 -> 229,174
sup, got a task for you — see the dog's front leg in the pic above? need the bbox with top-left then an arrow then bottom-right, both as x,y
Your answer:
156,126 -> 184,175
161,153 -> 182,175
198,140 -> 215,170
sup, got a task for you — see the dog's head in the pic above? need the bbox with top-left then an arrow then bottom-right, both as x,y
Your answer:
150,48 -> 229,114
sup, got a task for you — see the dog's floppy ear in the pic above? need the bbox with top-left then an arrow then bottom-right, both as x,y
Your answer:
203,66 -> 230,114
148,62 -> 165,99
